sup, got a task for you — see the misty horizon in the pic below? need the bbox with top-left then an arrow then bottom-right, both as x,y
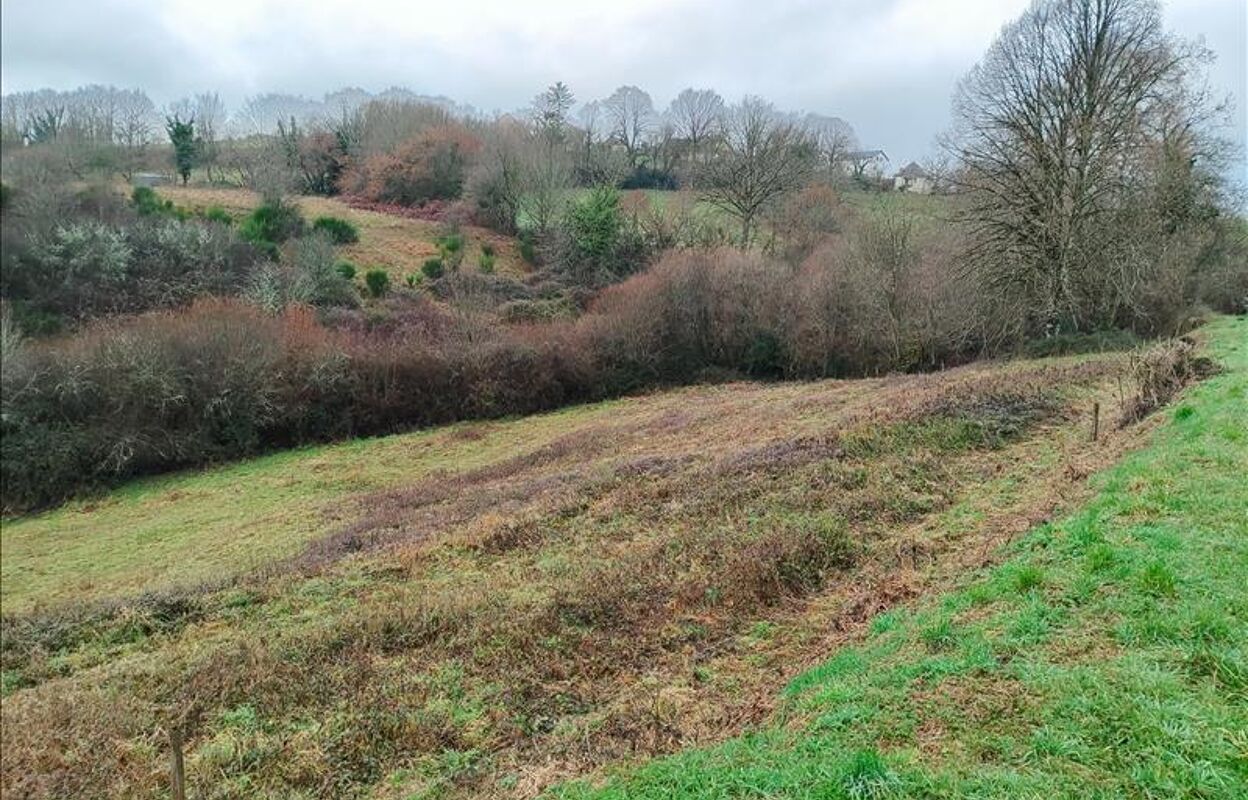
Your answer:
2,0 -> 1244,174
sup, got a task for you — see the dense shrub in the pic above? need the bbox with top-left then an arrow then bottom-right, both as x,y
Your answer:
581,249 -> 792,388
579,222 -> 979,390
335,260 -> 357,280
769,183 -> 846,262
0,298 -> 586,511
312,215 -> 360,244
364,269 -> 390,298
1,215 -> 262,325
1,300 -> 296,510
131,186 -> 176,217
287,130 -> 349,196
239,200 -> 306,249
554,186 -> 652,285
421,258 -> 445,280
339,125 -> 481,206
619,165 -> 678,190
518,230 -> 539,265
247,234 -> 357,311
201,206 -> 233,226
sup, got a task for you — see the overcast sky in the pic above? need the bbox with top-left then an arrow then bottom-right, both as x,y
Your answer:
2,0 -> 1244,173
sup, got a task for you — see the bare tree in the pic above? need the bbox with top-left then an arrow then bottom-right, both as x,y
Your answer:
519,135 -> 573,235
469,117 -> 573,236
235,93 -> 322,136
699,97 -> 816,247
645,114 -> 683,180
192,92 -> 226,182
114,89 -> 157,179
469,119 -> 527,233
519,83 -> 577,234
802,113 -> 858,179
574,100 -> 625,183
602,85 -> 654,169
950,0 -> 1216,334
668,88 -> 724,166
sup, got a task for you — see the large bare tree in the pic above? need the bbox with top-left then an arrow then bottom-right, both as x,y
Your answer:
668,88 -> 724,166
602,85 -> 654,169
698,96 -> 816,247
113,89 -> 157,179
951,0 -> 1216,334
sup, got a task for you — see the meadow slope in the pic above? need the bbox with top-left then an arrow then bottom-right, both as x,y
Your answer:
1,318 -> 1240,799
559,314 -> 1248,799
156,185 -> 528,279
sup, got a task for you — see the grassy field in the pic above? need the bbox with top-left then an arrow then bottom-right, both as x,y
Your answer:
0,404 -> 617,612
1,318 -> 1240,799
156,185 -> 528,279
558,314 -> 1248,799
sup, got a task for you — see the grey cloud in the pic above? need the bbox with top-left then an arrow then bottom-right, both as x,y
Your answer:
2,0 -> 1243,173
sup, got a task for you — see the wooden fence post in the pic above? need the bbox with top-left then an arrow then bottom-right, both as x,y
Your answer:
1092,401 -> 1100,442
170,727 -> 186,800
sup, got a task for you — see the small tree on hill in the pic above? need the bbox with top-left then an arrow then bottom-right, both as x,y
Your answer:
699,97 -> 815,248
165,115 -> 197,185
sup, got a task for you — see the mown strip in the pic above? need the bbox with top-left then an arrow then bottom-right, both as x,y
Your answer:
555,315 -> 1247,799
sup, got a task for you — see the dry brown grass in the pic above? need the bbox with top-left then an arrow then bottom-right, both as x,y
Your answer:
156,186 -> 528,278
1,351 -> 1149,799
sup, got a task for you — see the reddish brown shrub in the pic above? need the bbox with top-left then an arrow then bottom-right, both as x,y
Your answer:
338,125 -> 482,206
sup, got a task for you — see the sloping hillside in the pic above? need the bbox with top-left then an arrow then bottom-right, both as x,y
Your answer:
156,186 -> 528,278
2,319 -> 1239,799
559,314 -> 1248,799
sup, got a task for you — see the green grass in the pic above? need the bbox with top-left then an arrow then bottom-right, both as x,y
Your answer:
554,314 -> 1248,798
0,400 -> 621,612
840,189 -> 958,233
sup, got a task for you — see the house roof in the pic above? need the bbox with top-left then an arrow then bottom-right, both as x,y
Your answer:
896,161 -> 928,179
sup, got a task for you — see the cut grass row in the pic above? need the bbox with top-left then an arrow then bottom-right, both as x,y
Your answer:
554,314 -> 1247,799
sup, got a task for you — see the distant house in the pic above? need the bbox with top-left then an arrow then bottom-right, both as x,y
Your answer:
893,162 -> 933,194
845,149 -> 889,179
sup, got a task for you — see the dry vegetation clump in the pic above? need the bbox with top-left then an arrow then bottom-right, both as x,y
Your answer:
1118,336 -> 1220,425
0,350 -> 1143,799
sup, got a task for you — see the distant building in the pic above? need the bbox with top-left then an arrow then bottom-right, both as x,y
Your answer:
893,162 -> 933,194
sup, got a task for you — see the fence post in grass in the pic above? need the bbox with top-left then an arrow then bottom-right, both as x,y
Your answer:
1091,401 -> 1100,442
170,726 -> 186,800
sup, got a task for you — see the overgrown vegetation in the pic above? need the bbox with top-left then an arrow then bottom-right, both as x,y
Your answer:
0,186 -> 265,332
555,316 -> 1247,800
0,0 -> 1244,793
4,319 -> 1188,798
0,216 -> 1238,511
